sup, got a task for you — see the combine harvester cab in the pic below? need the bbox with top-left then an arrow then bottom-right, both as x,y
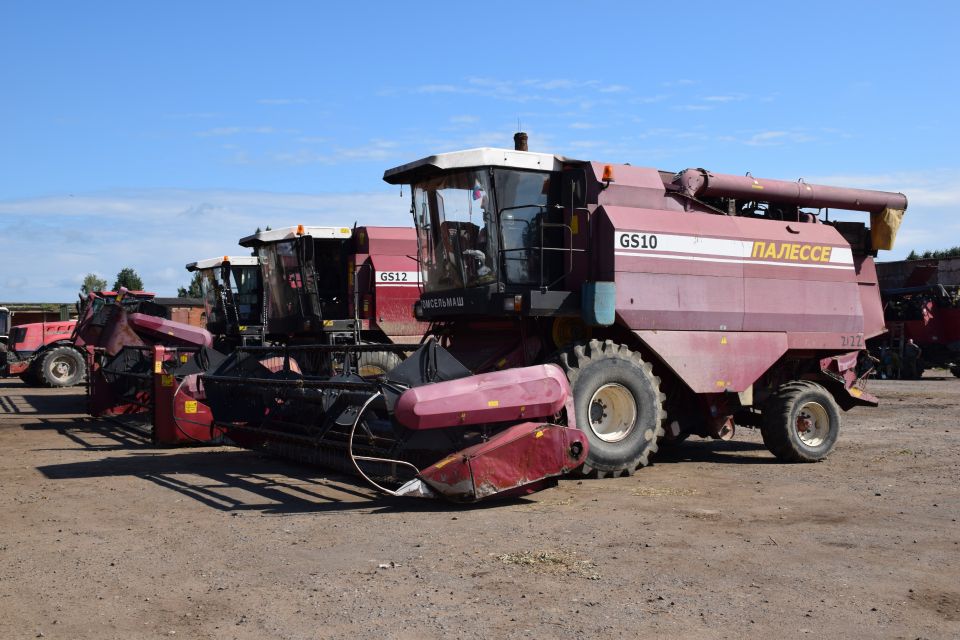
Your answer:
381,135 -> 908,478
202,226 -> 589,501
186,255 -> 264,349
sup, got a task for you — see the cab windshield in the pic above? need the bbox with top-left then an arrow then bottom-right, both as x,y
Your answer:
413,168 -> 553,293
260,240 -> 307,325
228,265 -> 262,326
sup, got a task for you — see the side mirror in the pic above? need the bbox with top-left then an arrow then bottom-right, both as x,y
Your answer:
562,168 -> 588,211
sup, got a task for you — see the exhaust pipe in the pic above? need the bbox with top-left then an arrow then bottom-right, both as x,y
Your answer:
514,131 -> 528,152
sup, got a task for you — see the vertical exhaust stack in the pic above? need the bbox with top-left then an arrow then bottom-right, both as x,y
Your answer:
514,131 -> 528,152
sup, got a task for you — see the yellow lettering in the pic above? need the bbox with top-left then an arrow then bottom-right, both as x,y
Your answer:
789,244 -> 800,260
776,244 -> 790,260
810,246 -> 822,261
822,246 -> 833,262
764,243 -> 778,259
752,241 -> 765,258
799,245 -> 811,261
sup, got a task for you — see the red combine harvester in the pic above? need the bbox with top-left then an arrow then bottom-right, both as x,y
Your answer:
83,288 -> 220,445
1,291 -> 155,387
203,143 -> 906,502
873,257 -> 960,377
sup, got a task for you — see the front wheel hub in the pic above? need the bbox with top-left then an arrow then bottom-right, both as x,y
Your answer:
588,383 -> 637,443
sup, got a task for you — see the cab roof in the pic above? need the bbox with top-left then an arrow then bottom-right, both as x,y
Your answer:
239,225 -> 352,247
186,256 -> 260,271
383,147 -> 575,185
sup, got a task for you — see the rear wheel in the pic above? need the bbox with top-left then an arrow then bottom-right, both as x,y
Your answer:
38,346 -> 86,388
761,381 -> 840,462
559,339 -> 665,477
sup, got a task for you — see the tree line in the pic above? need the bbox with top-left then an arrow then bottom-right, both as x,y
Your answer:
906,246 -> 960,260
80,267 -> 203,298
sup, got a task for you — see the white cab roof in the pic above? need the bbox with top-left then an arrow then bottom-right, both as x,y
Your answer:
383,147 -> 573,184
239,225 -> 353,247
186,256 -> 260,271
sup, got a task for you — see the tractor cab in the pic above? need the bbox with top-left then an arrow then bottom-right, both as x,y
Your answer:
186,256 -> 263,344
0,306 -> 9,344
384,148 -> 579,320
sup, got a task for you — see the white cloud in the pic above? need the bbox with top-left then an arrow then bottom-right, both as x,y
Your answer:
411,77 -> 627,106
257,98 -> 311,105
196,126 -> 297,137
702,93 -> 746,103
0,189 -> 409,302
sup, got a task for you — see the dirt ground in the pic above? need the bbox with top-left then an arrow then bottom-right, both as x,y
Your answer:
1,375 -> 958,640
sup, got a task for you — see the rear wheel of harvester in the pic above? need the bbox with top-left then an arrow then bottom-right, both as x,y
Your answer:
356,347 -> 402,378
559,339 -> 666,477
761,381 -> 841,462
38,346 -> 85,388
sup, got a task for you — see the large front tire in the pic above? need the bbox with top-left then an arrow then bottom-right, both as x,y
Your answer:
559,339 -> 665,477
761,381 -> 841,462
38,346 -> 86,388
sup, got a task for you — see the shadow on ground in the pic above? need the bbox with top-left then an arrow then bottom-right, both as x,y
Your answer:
654,438 -> 775,465
0,389 -> 87,415
35,437 -> 531,516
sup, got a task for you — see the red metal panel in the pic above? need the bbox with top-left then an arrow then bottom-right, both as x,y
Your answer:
368,254 -> 425,339
615,272 -> 744,331
599,206 -> 867,340
395,364 -> 571,430
634,330 -> 788,393
418,422 -> 588,501
354,226 -> 417,256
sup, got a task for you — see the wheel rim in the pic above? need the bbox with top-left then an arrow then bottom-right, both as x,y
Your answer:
588,383 -> 637,443
795,401 -> 830,447
51,357 -> 75,382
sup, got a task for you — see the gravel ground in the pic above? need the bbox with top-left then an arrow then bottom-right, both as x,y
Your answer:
1,373 -> 958,640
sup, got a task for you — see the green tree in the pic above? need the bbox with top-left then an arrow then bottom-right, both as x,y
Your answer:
907,246 -> 960,260
177,271 -> 204,298
80,273 -> 108,295
112,267 -> 144,291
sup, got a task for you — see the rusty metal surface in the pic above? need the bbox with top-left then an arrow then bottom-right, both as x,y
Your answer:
418,422 -> 588,501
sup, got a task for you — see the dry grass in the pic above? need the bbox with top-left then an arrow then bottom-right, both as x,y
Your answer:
496,550 -> 601,580
631,486 -> 698,497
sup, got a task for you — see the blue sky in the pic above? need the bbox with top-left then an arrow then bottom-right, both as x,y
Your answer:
1,1 -> 958,302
